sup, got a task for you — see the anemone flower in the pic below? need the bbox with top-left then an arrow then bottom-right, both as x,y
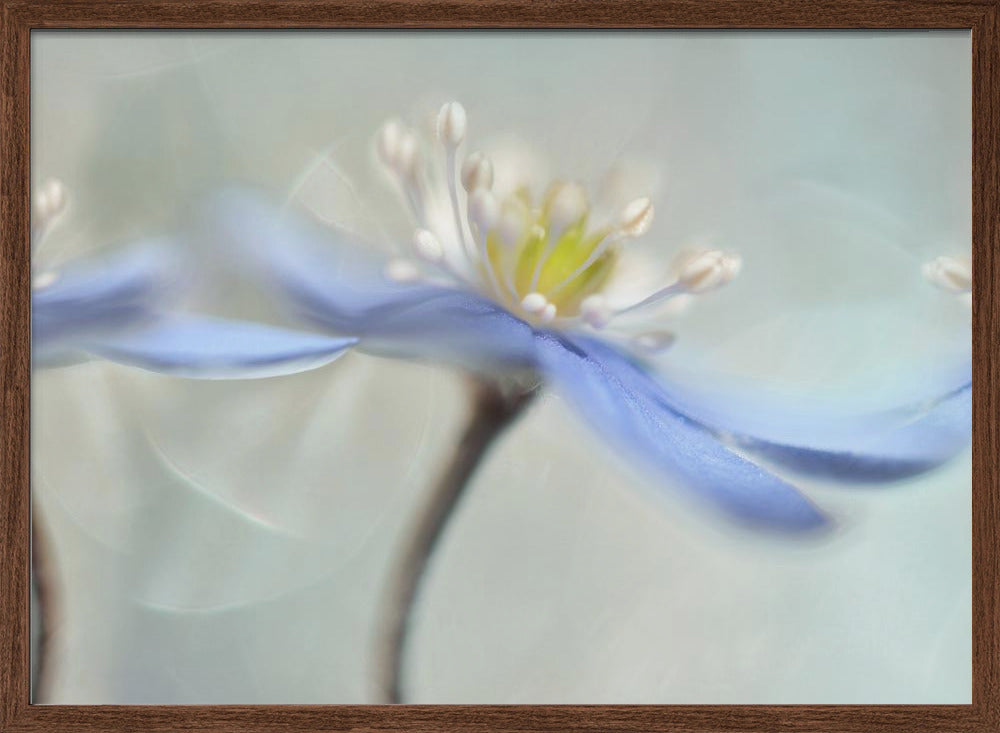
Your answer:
29,179 -> 356,703
210,102 -> 971,703
31,179 -> 356,377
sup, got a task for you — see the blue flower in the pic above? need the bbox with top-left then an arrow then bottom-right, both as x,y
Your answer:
31,179 -> 356,378
209,103 -> 971,533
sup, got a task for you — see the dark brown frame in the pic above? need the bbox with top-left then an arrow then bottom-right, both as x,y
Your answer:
2,1 -> 996,731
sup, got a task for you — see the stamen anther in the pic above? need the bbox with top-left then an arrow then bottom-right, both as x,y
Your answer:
436,101 -> 467,148
394,129 -> 421,179
540,303 -> 557,324
467,189 -> 499,232
376,120 -> 405,169
35,179 -> 67,222
412,229 -> 444,263
619,197 -> 654,238
461,152 -> 494,192
676,250 -> 742,293
547,182 -> 587,236
384,258 -> 422,283
497,199 -> 526,247
580,294 -> 612,329
521,292 -> 549,315
32,270 -> 59,290
923,255 -> 971,293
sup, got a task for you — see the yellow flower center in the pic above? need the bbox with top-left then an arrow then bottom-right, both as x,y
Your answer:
481,184 -> 618,319
374,100 -> 736,334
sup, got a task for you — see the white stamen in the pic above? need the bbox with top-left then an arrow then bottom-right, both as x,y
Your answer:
436,101 -> 467,148
923,255 -> 971,293
384,258 -> 422,283
376,119 -> 405,169
32,179 -> 70,253
614,281 -> 685,316
497,198 -> 526,247
547,182 -> 587,236
442,148 -> 477,265
466,189 -> 509,297
394,129 -> 421,179
36,179 -> 67,221
412,228 -> 444,263
580,295 -> 613,329
632,330 -> 676,353
467,189 -> 499,232
618,197 -> 654,238
460,151 -> 494,192
31,270 -> 59,290
540,303 -> 557,323
529,183 -> 586,292
676,250 -> 742,293
521,292 -> 549,315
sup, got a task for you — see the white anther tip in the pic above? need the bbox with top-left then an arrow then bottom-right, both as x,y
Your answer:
467,189 -> 499,232
677,249 -> 741,294
384,258 -> 421,283
923,255 -> 971,293
619,197 -> 654,238
394,130 -> 421,178
497,200 -> 526,247
722,251 -> 742,279
548,182 -> 588,233
521,292 -> 549,315
461,151 -> 494,192
37,179 -> 67,219
436,101 -> 467,148
31,270 -> 59,290
376,119 -> 404,167
412,229 -> 444,263
540,303 -> 558,324
580,294 -> 612,329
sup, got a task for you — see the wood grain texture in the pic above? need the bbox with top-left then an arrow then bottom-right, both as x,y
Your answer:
2,1 -> 997,731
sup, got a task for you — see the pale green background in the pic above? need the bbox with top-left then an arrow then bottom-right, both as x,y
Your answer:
31,31 -> 971,703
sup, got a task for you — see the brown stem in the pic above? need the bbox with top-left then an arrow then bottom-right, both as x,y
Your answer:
372,377 -> 538,704
31,507 -> 59,703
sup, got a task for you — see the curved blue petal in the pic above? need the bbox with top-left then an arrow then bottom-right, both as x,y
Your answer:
738,382 -> 971,480
78,315 -> 357,379
649,360 -> 972,482
534,332 -> 828,533
207,190 -> 537,371
33,240 -> 180,357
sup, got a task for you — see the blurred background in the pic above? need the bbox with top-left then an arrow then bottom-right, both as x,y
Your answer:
31,31 -> 971,703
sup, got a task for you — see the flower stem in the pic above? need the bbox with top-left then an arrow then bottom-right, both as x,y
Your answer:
31,508 -> 59,703
373,377 -> 538,704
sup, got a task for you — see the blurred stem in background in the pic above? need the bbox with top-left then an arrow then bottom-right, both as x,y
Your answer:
31,508 -> 60,703
374,377 -> 539,704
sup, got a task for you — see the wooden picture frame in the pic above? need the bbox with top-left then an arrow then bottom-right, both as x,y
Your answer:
2,1 -> 996,730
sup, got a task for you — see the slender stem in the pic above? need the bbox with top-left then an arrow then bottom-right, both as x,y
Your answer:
31,508 -> 59,703
373,378 -> 538,704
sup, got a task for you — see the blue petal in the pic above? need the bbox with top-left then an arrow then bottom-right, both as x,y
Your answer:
649,360 -> 972,482
33,240 -> 180,358
208,190 -> 537,371
534,332 -> 828,532
740,383 -> 971,480
78,315 -> 357,379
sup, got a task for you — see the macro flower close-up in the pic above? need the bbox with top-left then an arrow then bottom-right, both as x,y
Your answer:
29,31 -> 972,705
213,99 -> 970,531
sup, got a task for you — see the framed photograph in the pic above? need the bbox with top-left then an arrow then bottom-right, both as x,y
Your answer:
2,1 -> 996,731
